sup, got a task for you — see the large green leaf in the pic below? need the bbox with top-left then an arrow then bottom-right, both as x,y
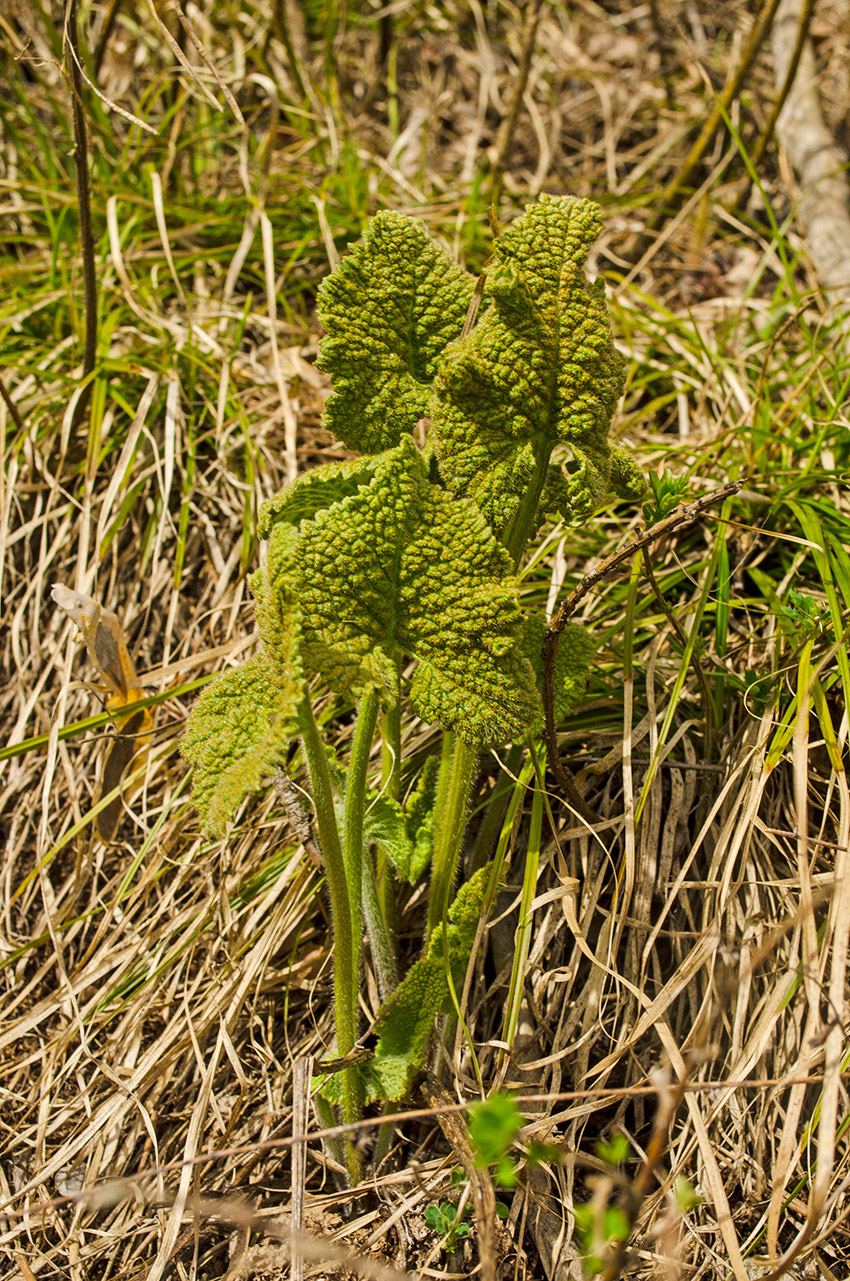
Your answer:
296,437 -> 540,744
316,211 -> 475,453
432,194 -> 627,533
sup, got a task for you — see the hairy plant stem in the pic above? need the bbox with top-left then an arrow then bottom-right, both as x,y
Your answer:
502,445 -> 550,569
362,850 -> 398,1002
354,688 -> 398,1002
298,695 -> 361,1184
345,689 -> 380,961
426,735 -> 478,939
427,451 -> 549,938
377,667 -> 402,951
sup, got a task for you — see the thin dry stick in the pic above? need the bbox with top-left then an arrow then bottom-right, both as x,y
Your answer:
419,1074 -> 499,1281
541,481 -> 742,802
489,0 -> 544,208
291,1057 -> 311,1281
66,0 -> 98,434
0,376 -> 25,434
632,0 -> 781,259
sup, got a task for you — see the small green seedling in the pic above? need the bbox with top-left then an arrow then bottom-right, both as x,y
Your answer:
642,467 -> 690,525
574,1203 -> 631,1277
182,196 -> 641,1182
424,1201 -> 473,1253
424,1195 -> 508,1254
780,588 -> 831,639
469,1092 -> 525,1187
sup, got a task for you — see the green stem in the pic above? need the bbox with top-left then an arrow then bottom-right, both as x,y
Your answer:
356,690 -> 398,1000
427,735 -> 479,939
345,690 -> 381,975
377,670 -> 402,944
469,742 -> 525,874
380,695 -> 402,802
502,744 -> 545,1051
298,696 -> 361,1184
362,846 -> 399,1001
427,445 -> 547,935
502,444 -> 550,568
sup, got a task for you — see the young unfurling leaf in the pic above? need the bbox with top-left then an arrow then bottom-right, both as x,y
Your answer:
317,211 -> 475,453
433,194 -> 627,534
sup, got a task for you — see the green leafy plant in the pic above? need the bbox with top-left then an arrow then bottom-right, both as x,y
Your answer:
780,588 -> 832,640
641,466 -> 690,525
424,1193 -> 508,1254
574,1136 -> 632,1277
423,1201 -> 473,1252
469,1092 -> 525,1186
182,195 -> 639,1183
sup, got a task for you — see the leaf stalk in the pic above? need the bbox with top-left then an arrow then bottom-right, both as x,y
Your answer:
298,695 -> 362,1183
427,735 -> 478,940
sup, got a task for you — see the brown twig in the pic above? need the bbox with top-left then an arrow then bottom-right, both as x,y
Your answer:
65,0 -> 98,434
0,375 -> 25,434
541,481 -> 742,802
290,1057 -> 310,1281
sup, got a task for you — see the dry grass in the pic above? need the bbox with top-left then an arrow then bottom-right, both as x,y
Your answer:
1,2 -> 850,1278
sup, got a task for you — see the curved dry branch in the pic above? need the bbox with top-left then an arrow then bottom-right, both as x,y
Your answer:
773,0 -> 850,302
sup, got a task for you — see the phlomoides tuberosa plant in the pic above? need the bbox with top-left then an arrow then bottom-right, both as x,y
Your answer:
182,194 -> 644,1183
